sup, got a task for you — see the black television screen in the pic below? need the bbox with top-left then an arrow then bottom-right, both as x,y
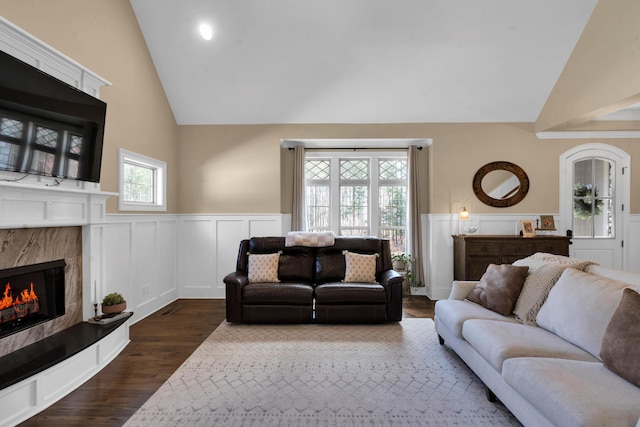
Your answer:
0,50 -> 106,183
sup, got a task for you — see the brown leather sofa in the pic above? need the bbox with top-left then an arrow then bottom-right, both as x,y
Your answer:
224,236 -> 404,323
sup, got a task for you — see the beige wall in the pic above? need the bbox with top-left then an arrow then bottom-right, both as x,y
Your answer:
536,0 -> 640,131
0,0 -> 180,213
178,123 -> 430,214
176,122 -> 640,215
177,125 -> 283,213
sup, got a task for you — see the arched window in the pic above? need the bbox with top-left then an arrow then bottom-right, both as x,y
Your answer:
572,157 -> 614,238
560,143 -> 630,268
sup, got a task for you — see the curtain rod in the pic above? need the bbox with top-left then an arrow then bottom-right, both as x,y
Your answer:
287,146 -> 422,150
281,138 -> 432,150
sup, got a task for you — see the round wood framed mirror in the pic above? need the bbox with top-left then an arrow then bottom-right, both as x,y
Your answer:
472,161 -> 529,207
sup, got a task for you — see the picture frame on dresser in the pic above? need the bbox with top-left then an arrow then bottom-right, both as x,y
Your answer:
538,215 -> 556,230
520,219 -> 535,237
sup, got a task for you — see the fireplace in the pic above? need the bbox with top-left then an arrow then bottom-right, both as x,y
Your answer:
0,260 -> 66,340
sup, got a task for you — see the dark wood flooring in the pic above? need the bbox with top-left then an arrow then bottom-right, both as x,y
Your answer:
20,296 -> 435,427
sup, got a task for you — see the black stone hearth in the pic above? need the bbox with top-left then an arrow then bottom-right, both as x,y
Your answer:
0,313 -> 131,390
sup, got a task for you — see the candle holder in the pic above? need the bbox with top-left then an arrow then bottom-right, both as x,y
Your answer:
93,302 -> 98,320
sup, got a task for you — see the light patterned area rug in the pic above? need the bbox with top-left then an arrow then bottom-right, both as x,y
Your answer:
124,318 -> 520,426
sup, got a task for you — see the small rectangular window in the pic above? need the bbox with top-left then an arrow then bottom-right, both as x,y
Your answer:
118,149 -> 166,211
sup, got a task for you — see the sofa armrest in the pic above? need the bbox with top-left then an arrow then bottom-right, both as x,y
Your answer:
223,271 -> 249,287
378,268 -> 403,287
448,280 -> 478,300
224,272 -> 248,323
378,269 -> 403,322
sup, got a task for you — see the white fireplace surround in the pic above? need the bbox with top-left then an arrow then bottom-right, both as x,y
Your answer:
0,18 -> 125,427
0,15 -> 115,317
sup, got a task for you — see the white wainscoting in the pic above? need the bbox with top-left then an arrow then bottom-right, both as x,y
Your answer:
87,212 -> 640,321
424,213 -> 640,300
87,214 -> 286,324
625,215 -> 640,274
84,215 -> 181,322
425,213 -> 553,300
178,214 -> 285,299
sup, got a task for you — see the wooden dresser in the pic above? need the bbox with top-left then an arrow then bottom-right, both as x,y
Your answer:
453,235 -> 572,281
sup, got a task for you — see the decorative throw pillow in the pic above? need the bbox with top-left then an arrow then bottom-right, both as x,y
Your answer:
247,252 -> 281,283
342,250 -> 378,283
466,264 -> 529,316
600,288 -> 640,387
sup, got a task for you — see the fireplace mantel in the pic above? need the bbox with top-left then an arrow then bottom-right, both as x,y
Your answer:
1,16 -> 114,230
0,180 -> 116,229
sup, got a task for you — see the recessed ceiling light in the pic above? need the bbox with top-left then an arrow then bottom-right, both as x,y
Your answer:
199,23 -> 213,41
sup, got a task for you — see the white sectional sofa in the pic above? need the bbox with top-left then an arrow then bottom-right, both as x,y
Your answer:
434,253 -> 640,427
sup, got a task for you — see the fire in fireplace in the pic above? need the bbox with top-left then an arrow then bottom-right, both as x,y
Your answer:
0,260 -> 66,339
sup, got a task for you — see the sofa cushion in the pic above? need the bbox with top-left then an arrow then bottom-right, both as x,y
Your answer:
434,299 -> 519,339
315,251 -> 346,284
315,283 -> 386,304
248,236 -> 285,253
503,357 -> 640,427
278,248 -> 315,283
242,283 -> 314,305
316,237 -> 385,284
247,252 -> 281,283
342,250 -> 378,283
536,268 -> 640,359
511,258 -> 571,325
600,287 -> 640,387
462,319 -> 597,372
466,264 -> 529,315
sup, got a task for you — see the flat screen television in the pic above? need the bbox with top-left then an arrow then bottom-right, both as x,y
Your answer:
0,50 -> 106,183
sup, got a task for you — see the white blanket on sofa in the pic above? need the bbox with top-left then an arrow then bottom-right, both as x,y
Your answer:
285,231 -> 335,247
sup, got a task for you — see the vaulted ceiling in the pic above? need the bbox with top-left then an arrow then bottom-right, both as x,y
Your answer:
129,0 -> 598,125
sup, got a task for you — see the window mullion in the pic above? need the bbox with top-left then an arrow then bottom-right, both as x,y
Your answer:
330,157 -> 340,233
370,156 -> 379,236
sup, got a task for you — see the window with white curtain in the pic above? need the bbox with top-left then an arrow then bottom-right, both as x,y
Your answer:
305,151 -> 408,253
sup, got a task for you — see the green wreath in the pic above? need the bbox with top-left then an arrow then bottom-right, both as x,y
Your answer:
573,183 -> 604,220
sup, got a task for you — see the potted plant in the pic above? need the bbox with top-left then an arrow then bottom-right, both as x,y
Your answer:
392,253 -> 412,271
407,269 -> 423,287
101,292 -> 126,315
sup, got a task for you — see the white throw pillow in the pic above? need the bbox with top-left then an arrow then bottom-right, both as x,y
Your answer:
512,253 -> 596,326
536,268 -> 639,359
247,252 -> 281,283
342,250 -> 378,283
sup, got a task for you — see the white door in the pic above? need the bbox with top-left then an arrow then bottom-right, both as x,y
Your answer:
560,144 -> 630,268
